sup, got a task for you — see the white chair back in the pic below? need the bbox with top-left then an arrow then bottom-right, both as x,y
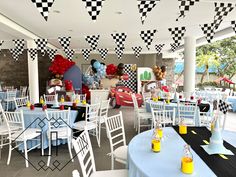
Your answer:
152,109 -> 176,127
6,89 -> 17,101
43,94 -> 58,104
99,99 -> 110,119
14,96 -> 29,109
20,86 -> 28,97
85,103 -> 100,126
177,102 -> 197,126
131,93 -> 139,110
150,101 -> 165,111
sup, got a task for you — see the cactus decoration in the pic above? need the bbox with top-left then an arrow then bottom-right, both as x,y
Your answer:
140,70 -> 151,81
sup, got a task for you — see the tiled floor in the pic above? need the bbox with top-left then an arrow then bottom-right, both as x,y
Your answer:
0,107 -> 235,177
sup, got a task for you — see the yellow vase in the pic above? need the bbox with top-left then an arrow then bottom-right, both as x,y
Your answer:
181,157 -> 194,174
179,125 -> 187,134
151,139 -> 161,152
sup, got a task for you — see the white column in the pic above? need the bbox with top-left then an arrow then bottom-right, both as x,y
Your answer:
184,36 -> 196,98
27,40 -> 39,103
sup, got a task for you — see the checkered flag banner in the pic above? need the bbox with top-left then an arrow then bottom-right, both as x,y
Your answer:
82,49 -> 92,60
213,3 -> 235,31
0,40 -> 4,52
200,23 -> 215,43
34,38 -> 47,56
132,46 -> 142,58
28,48 -> 38,61
97,48 -> 108,60
176,0 -> 199,21
114,47 -> 124,60
9,48 -> 20,61
47,48 -> 57,61
219,99 -> 229,114
231,21 -> 236,34
170,43 -> 180,52
13,39 -> 25,55
140,29 -> 157,50
168,27 -> 186,45
111,33 -> 127,49
82,0 -> 106,21
137,0 -> 159,24
58,36 -> 71,51
85,35 -> 100,50
64,49 -> 75,60
155,44 -> 165,55
31,0 -> 55,21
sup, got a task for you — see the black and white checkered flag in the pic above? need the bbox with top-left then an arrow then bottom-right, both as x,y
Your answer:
64,49 -> 75,60
132,46 -> 142,58
82,0 -> 105,21
58,36 -> 71,51
231,21 -> 236,34
137,0 -> 159,24
0,40 -> 4,52
82,49 -> 92,60
168,27 -> 186,45
200,23 -> 215,43
28,48 -> 38,61
85,35 -> 100,50
9,48 -> 20,61
47,48 -> 57,61
97,48 -> 108,60
219,99 -> 229,114
170,43 -> 180,52
155,44 -> 165,55
13,39 -> 25,55
114,48 -> 124,60
176,0 -> 200,21
140,29 -> 157,50
111,33 -> 127,49
34,38 -> 47,56
31,0 -> 55,21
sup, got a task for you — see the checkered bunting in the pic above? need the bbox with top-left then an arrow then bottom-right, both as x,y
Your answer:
140,29 -> 157,50
132,46 -> 142,58
231,21 -> 236,34
170,43 -> 180,52
58,36 -> 71,51
0,40 -> 4,52
200,23 -> 215,43
34,38 -> 47,56
176,0 -> 200,21
168,27 -> 186,45
219,99 -> 229,114
64,49 -> 75,60
114,47 -> 124,60
81,49 -> 92,60
47,48 -> 57,61
111,33 -> 127,49
85,35 -> 100,50
155,44 -> 165,55
97,48 -> 108,60
82,0 -> 105,21
13,39 -> 25,55
31,0 -> 55,21
9,48 -> 20,61
121,64 -> 137,93
137,0 -> 159,24
28,48 -> 38,61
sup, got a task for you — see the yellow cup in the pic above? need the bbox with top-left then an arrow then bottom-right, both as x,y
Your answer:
181,157 -> 194,174
151,139 -> 161,152
157,129 -> 163,138
179,125 -> 187,134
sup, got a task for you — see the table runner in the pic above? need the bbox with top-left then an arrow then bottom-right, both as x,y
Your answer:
173,126 -> 236,177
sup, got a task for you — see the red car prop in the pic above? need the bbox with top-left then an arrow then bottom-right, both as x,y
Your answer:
109,86 -> 143,108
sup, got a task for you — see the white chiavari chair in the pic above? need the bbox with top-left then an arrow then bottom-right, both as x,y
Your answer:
98,99 -> 110,141
177,102 -> 197,126
5,89 -> 17,111
20,86 -> 28,97
43,94 -> 58,104
14,96 -> 29,109
152,109 -> 176,127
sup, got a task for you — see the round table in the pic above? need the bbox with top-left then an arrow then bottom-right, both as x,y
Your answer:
128,128 -> 216,177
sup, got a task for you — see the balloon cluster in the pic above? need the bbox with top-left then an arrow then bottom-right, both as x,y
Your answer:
106,63 -> 124,77
152,65 -> 167,81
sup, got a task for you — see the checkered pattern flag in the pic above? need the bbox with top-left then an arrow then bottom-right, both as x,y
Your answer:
132,46 -> 142,58
114,47 -> 124,60
28,48 -> 38,61
219,99 -> 229,114
176,0 -> 200,21
200,23 -> 215,43
137,0 -> 159,24
140,29 -> 157,50
82,0 -> 105,21
0,40 -> 4,52
58,36 -> 71,51
13,39 -> 25,55
9,48 -> 20,61
82,49 -> 92,60
111,33 -> 127,49
31,0 -> 55,21
97,48 -> 108,60
85,35 -> 100,50
34,38 -> 47,56
47,48 -> 57,61
64,49 -> 75,60
231,21 -> 236,34
168,27 -> 186,45
170,43 -> 180,52
155,44 -> 165,55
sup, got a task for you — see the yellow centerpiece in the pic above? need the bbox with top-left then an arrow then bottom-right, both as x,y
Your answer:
152,97 -> 158,102
39,96 -> 44,104
181,145 -> 194,174
60,95 -> 65,103
151,129 -> 161,153
179,119 -> 187,134
26,100 -> 31,108
82,100 -> 87,105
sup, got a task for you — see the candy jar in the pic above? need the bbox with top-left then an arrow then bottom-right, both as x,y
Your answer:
179,118 -> 187,134
39,96 -> 44,104
151,129 -> 161,153
181,144 -> 194,174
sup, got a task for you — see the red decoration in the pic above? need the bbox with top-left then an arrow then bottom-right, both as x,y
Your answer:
49,55 -> 75,75
64,80 -> 74,91
82,84 -> 90,100
122,74 -> 129,81
106,64 -> 117,75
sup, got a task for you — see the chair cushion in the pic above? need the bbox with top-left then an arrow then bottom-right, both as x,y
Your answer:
73,121 -> 97,130
113,145 -> 128,162
90,169 -> 128,177
11,128 -> 41,141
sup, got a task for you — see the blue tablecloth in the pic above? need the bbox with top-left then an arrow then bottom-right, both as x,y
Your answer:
128,128 -> 216,177
0,90 -> 21,110
227,97 -> 236,112
17,107 -> 78,151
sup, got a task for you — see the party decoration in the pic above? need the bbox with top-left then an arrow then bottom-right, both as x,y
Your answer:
114,47 -> 124,60
9,48 -> 20,61
64,48 -> 75,60
155,44 -> 165,55
64,80 -> 74,91
140,71 -> 151,81
28,48 -> 38,60
176,0 -> 200,21
181,145 -> 194,174
168,27 -> 186,48
34,38 -> 47,56
106,64 -> 117,75
0,40 -> 4,48
231,21 -> 236,33
116,63 -> 125,76
81,49 -> 92,60
132,46 -> 142,58
47,48 -> 57,61
131,64 -> 137,72
170,43 -> 180,52
111,33 -> 127,49
85,35 -> 100,50
137,0 -> 159,24
97,48 -> 108,60
121,64 -> 137,92
82,0 -> 105,21
200,23 -> 215,43
13,39 -> 25,55
152,65 -> 166,81
140,29 -> 157,50
93,61 -> 101,69
58,36 -> 71,51
219,100 -> 229,114
31,0 -> 55,21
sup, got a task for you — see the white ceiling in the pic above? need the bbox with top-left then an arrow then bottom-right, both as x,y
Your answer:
0,0 -> 236,53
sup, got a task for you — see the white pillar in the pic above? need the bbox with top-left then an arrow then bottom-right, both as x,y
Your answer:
27,40 -> 39,103
184,36 -> 196,98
